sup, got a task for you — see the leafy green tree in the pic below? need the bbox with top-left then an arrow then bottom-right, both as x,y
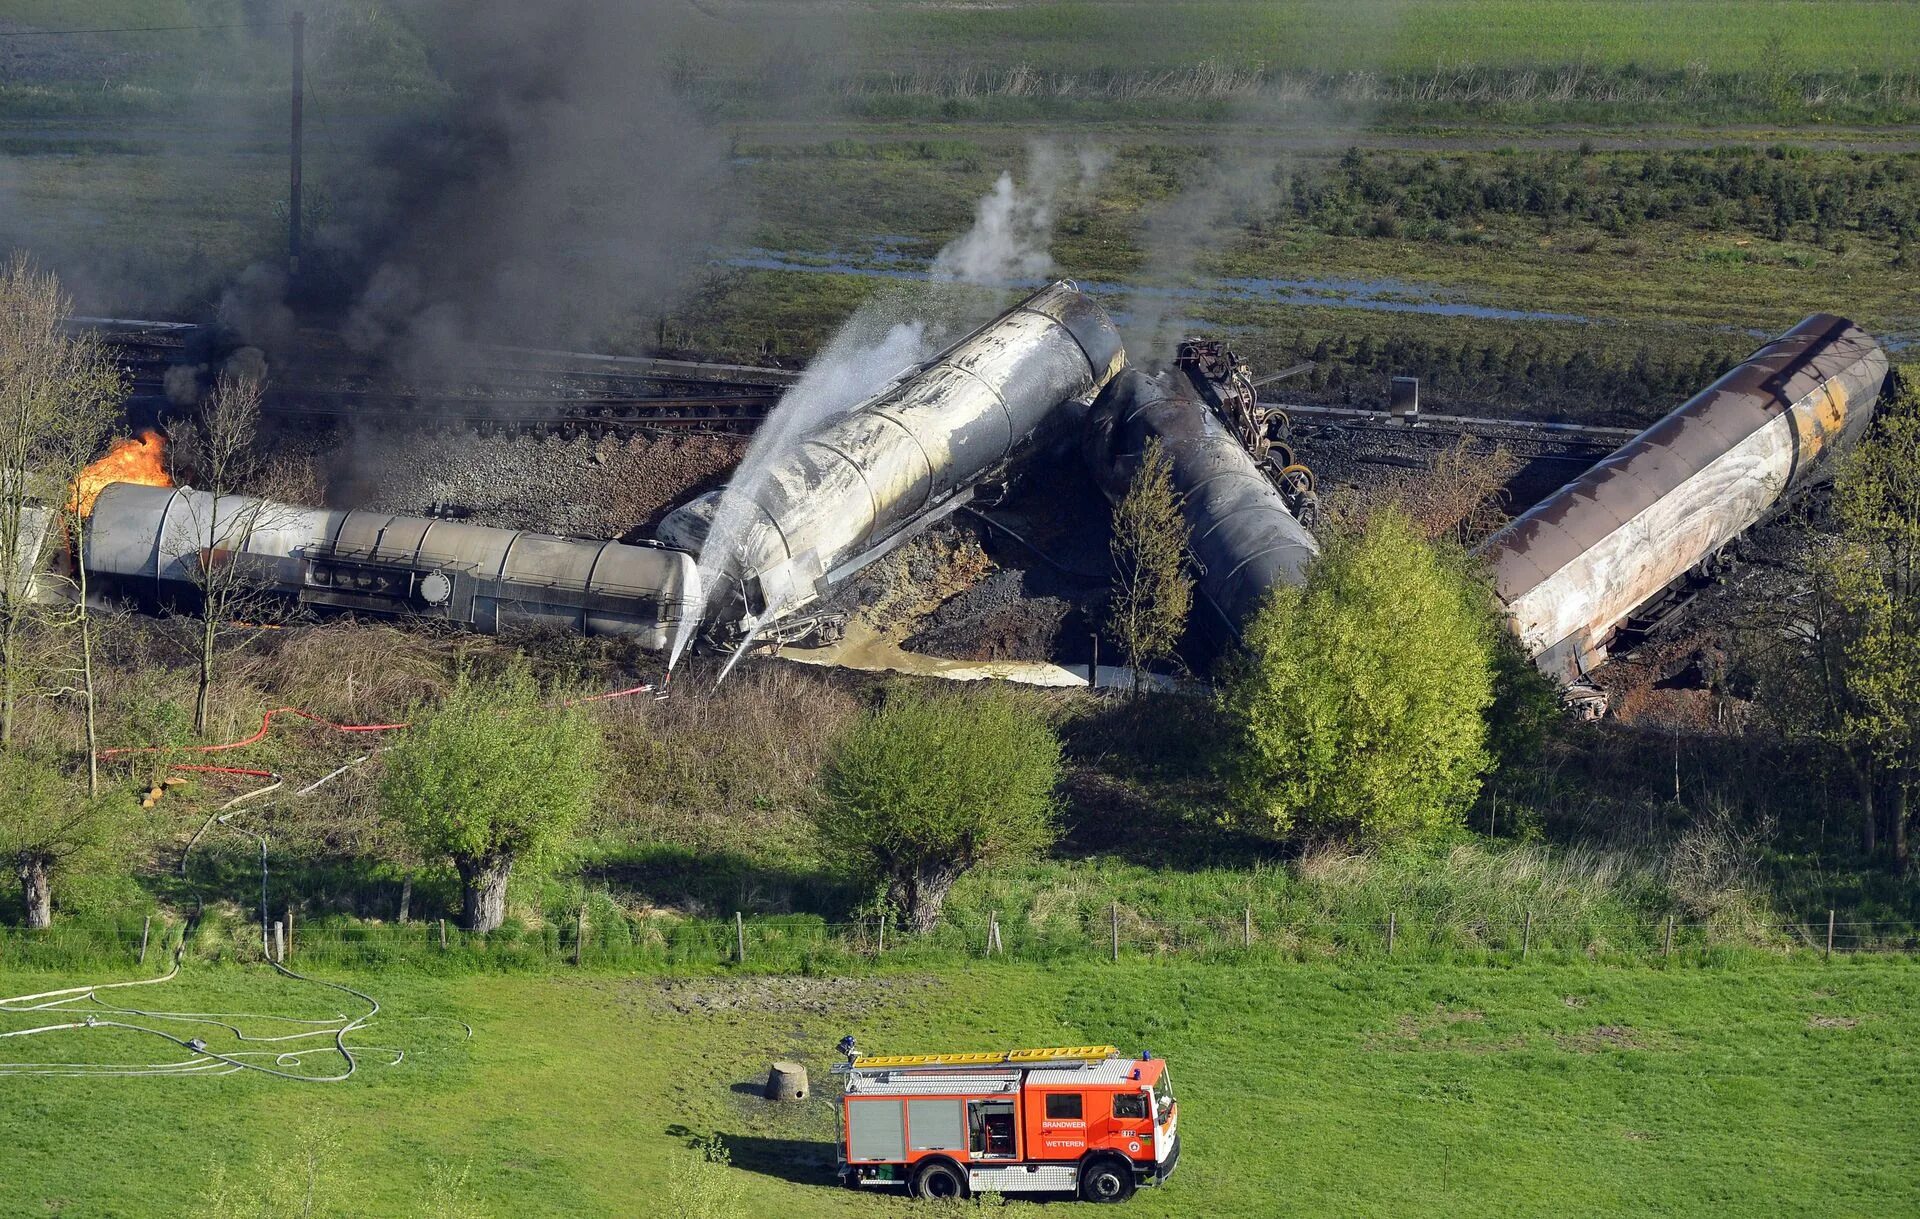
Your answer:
1820,369 -> 1920,869
815,688 -> 1060,932
0,753 -> 135,928
1484,632 -> 1562,782
1106,438 -> 1194,689
1221,508 -> 1496,843
379,663 -> 603,932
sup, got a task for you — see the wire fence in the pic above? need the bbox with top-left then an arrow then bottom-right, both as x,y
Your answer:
2,907 -> 1916,973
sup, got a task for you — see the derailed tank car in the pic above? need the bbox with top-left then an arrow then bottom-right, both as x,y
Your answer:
1084,349 -> 1319,637
1480,314 -> 1888,703
691,281 -> 1124,640
85,482 -> 701,648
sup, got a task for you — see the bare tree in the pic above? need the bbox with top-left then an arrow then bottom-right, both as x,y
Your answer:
172,371 -> 277,736
0,257 -> 125,758
43,381 -> 129,799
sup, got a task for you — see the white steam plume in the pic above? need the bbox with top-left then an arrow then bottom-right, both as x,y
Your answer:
691,307 -> 931,630
930,141 -> 1111,286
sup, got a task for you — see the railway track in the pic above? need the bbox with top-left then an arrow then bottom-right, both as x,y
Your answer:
85,319 -> 1639,453
243,387 -> 777,434
94,321 -> 788,436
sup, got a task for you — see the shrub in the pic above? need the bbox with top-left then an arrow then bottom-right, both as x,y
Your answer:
379,662 -> 604,932
815,688 -> 1060,932
1221,508 -> 1496,843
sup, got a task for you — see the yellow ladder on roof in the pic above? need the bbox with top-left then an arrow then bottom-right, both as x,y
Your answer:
854,1045 -> 1119,1070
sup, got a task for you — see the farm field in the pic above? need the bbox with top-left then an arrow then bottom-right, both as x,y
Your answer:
3,958 -> 1917,1217
8,125 -> 1918,429
8,1 -> 1920,112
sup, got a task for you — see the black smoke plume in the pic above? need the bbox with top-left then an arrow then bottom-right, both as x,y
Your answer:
221,0 -> 730,378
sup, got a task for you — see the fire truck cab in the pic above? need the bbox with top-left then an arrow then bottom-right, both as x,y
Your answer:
835,1043 -> 1180,1202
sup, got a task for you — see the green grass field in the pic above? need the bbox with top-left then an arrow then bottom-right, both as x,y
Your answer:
9,1 -> 1920,133
3,958 -> 1916,1217
843,0 -> 1920,77
9,1 -> 1920,95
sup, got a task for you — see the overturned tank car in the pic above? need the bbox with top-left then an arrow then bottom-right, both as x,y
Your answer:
1085,342 -> 1320,637
688,281 -> 1125,642
1480,314 -> 1888,710
85,482 -> 701,648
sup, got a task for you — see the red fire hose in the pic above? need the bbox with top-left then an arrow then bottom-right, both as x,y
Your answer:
103,683 -> 656,777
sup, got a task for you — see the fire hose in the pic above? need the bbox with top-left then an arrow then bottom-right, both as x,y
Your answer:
0,762 -> 470,1083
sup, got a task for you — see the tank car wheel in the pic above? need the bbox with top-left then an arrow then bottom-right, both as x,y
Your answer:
911,1159 -> 969,1201
1079,1156 -> 1136,1203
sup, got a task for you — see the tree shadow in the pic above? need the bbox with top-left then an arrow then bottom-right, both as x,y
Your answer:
592,844 -> 859,919
1491,717 -> 1920,927
1055,695 -> 1284,871
144,842 -> 454,923
714,1133 -> 837,1187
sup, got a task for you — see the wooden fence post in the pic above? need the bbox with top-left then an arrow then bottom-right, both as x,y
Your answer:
1521,910 -> 1532,960
1386,911 -> 1396,954
1243,906 -> 1252,950
438,918 -> 447,950
285,904 -> 294,960
1110,902 -> 1120,962
574,904 -> 586,967
138,915 -> 152,965
877,916 -> 885,955
735,912 -> 746,964
1663,915 -> 1675,958
272,921 -> 285,964
1826,909 -> 1836,961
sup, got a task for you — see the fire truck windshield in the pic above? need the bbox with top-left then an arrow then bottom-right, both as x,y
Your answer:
1152,1067 -> 1175,1118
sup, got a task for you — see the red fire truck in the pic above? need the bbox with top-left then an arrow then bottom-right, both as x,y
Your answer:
833,1042 -> 1180,1202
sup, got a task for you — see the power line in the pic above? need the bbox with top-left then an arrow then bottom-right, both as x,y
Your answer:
0,21 -> 286,39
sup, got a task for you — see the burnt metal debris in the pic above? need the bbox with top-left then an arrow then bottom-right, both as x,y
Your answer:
1479,313 -> 1889,713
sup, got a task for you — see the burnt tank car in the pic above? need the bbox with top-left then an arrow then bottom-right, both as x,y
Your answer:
1084,352 -> 1319,637
695,281 -> 1125,638
85,482 -> 701,648
1480,314 -> 1888,694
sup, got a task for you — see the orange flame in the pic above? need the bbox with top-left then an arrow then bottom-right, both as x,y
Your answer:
71,430 -> 173,517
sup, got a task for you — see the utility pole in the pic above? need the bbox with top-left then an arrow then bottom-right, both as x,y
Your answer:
259,834 -> 270,959
289,9 -> 305,282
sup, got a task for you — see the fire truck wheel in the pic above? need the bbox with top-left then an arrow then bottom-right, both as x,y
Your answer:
911,1159 -> 969,1201
1079,1156 -> 1136,1203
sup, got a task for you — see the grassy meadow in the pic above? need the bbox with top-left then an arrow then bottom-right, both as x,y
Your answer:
3,958 -> 1916,1217
839,0 -> 1920,78
9,2 -> 1920,119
